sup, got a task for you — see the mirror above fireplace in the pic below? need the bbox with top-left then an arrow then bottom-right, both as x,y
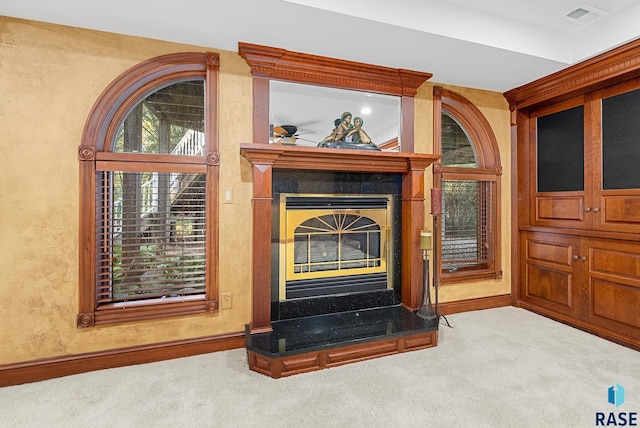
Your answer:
269,81 -> 401,149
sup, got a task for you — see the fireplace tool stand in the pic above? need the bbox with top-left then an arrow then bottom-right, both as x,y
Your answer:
416,189 -> 452,327
417,230 -> 437,320
427,188 -> 452,327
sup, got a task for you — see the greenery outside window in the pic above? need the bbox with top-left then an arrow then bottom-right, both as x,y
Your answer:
441,178 -> 493,272
78,53 -> 219,327
433,87 -> 502,284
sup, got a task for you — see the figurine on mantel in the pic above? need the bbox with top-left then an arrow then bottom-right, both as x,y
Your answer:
322,111 -> 353,143
318,111 -> 380,151
347,116 -> 373,145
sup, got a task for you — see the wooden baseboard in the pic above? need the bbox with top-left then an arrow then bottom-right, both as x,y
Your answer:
0,332 -> 245,387
515,301 -> 640,352
437,294 -> 512,315
0,296 -> 511,387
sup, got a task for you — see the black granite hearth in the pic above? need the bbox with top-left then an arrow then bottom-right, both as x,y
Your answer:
246,305 -> 438,359
273,289 -> 395,320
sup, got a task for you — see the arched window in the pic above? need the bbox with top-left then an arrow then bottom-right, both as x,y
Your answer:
433,87 -> 502,284
77,53 -> 219,327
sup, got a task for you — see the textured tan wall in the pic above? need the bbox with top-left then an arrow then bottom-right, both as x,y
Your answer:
0,17 -> 254,364
0,16 -> 511,366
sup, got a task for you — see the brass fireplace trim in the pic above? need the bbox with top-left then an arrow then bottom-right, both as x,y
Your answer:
279,193 -> 394,301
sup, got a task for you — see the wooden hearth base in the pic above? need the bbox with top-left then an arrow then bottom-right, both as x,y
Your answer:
245,305 -> 438,378
248,329 -> 437,378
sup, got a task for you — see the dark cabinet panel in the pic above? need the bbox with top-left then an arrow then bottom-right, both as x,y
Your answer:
536,106 -> 584,193
602,88 -> 640,190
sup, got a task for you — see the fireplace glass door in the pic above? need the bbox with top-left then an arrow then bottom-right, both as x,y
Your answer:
280,194 -> 393,300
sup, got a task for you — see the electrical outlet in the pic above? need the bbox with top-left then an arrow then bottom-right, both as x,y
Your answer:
221,292 -> 232,309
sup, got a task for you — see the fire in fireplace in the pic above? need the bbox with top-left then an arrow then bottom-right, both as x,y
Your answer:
279,194 -> 393,300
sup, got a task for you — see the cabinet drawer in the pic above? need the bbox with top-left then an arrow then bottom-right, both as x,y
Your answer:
597,193 -> 640,234
536,195 -> 584,222
533,195 -> 588,229
526,238 -> 574,267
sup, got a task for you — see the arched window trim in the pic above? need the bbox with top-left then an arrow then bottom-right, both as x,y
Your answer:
433,86 -> 503,284
434,87 -> 500,170
77,52 -> 220,328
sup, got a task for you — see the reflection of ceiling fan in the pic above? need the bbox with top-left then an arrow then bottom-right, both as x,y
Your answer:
271,125 -> 319,145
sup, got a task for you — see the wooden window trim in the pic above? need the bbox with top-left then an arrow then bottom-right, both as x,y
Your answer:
77,52 -> 220,328
433,86 -> 503,284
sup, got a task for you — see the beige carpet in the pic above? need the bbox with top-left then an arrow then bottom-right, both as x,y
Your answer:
2,306 -> 639,427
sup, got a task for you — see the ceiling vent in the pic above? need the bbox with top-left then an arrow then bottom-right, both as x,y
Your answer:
565,4 -> 608,25
567,8 -> 590,20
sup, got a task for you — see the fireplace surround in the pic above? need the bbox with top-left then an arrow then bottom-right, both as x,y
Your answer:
241,144 -> 439,377
273,171 -> 402,320
238,42 -> 439,377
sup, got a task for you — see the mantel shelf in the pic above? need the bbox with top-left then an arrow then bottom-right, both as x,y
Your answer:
240,143 -> 439,173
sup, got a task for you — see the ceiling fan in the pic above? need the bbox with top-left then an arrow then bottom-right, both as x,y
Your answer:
271,124 -> 319,145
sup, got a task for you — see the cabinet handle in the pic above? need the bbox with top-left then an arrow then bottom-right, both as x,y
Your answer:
593,207 -> 600,213
584,207 -> 591,212
581,256 -> 587,261
573,255 -> 579,260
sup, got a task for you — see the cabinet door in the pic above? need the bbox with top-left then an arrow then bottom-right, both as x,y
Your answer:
592,84 -> 640,233
531,102 -> 591,229
582,238 -> 640,340
520,232 -> 582,317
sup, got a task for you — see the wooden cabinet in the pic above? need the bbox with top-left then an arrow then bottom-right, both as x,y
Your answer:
521,232 -> 640,346
506,40 -> 640,351
530,84 -> 640,235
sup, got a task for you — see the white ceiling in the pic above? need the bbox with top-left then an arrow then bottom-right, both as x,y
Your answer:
2,0 -> 640,93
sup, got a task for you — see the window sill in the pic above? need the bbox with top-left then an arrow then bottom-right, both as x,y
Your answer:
439,269 -> 503,285
77,297 -> 218,328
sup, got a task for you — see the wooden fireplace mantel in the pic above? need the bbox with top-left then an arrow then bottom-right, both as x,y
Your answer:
240,143 -> 439,173
238,42 -> 439,376
240,143 -> 439,334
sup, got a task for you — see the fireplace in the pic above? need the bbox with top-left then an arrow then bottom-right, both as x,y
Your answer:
240,142 -> 439,378
272,170 -> 402,320
280,194 -> 394,300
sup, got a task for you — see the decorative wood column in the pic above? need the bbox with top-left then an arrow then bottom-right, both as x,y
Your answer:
401,158 -> 432,310
243,151 -> 280,334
